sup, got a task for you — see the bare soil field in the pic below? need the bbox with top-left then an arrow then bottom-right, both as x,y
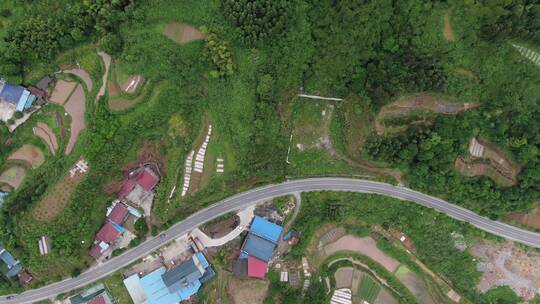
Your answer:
472,240 -> 540,300
121,75 -> 144,94
64,85 -> 86,155
0,166 -> 27,190
375,93 -> 479,134
503,206 -> 540,230
335,267 -> 355,289
97,52 -> 111,101
7,144 -> 45,168
163,22 -> 206,44
374,288 -> 399,304
228,277 -> 269,304
201,215 -> 239,238
33,122 -> 58,155
32,161 -> 88,221
50,80 -> 78,105
64,68 -> 93,92
323,235 -> 400,273
443,11 -> 455,42
395,265 -> 434,304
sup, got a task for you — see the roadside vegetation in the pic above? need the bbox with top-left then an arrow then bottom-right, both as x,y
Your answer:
0,0 -> 538,303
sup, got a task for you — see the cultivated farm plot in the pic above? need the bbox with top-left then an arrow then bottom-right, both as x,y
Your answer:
50,80 -> 78,105
357,275 -> 381,303
0,166 -> 27,190
107,61 -> 148,111
33,122 -> 59,155
7,144 -> 45,168
323,235 -> 400,273
335,267 -> 354,289
162,22 -> 206,44
395,265 -> 434,304
64,68 -> 93,92
374,288 -> 399,304
64,85 -> 86,155
32,162 -> 88,221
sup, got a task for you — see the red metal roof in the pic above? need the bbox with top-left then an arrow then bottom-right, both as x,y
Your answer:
247,256 -> 267,278
108,203 -> 128,224
27,86 -> 45,98
135,168 -> 159,190
95,222 -> 121,243
88,295 -> 106,304
118,179 -> 136,199
89,245 -> 103,259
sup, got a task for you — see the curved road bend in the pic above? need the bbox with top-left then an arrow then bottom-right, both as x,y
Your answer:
6,178 -> 540,304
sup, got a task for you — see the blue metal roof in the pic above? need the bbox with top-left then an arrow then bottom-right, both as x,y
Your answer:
5,263 -> 21,278
15,89 -> 30,111
241,234 -> 276,262
195,252 -> 209,269
0,83 -> 24,105
140,267 -> 183,304
111,222 -> 126,234
0,192 -> 8,205
250,216 -> 282,243
0,249 -> 18,268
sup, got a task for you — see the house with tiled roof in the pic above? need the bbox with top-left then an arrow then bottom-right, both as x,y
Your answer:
89,222 -> 126,259
69,283 -> 113,304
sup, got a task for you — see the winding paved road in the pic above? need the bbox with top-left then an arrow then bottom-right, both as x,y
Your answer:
6,178 -> 540,303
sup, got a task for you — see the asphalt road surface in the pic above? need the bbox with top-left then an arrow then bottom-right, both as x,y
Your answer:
6,178 -> 540,303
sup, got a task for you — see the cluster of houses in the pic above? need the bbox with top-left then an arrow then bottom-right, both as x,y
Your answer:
90,165 -> 159,260
233,216 -> 283,278
0,77 -> 50,129
123,251 -> 215,304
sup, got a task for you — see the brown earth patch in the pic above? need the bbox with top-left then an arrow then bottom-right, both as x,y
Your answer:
0,166 -> 27,190
443,11 -> 456,42
375,93 -> 480,135
323,235 -> 400,273
33,122 -> 58,155
49,80 -> 77,105
7,144 -> 45,168
228,277 -> 269,304
503,206 -> 540,230
32,160 -> 88,221
64,85 -> 86,155
472,240 -> 540,300
163,23 -> 206,44
201,214 -> 239,239
121,75 -> 144,95
64,68 -> 93,92
335,267 -> 354,289
375,288 -> 399,304
455,137 -> 521,187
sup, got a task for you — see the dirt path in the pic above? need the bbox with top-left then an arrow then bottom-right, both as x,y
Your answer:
64,68 -> 93,92
443,11 -> 456,42
33,122 -> 58,155
64,85 -> 86,155
96,52 -> 111,102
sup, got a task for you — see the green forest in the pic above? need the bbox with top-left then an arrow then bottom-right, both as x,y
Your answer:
0,0 -> 538,302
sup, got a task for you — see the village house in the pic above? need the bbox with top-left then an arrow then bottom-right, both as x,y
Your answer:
118,165 -> 160,217
89,202 -> 130,259
68,283 -> 114,304
233,216 -> 283,279
0,78 -> 37,123
0,245 -> 22,279
123,252 -> 215,304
